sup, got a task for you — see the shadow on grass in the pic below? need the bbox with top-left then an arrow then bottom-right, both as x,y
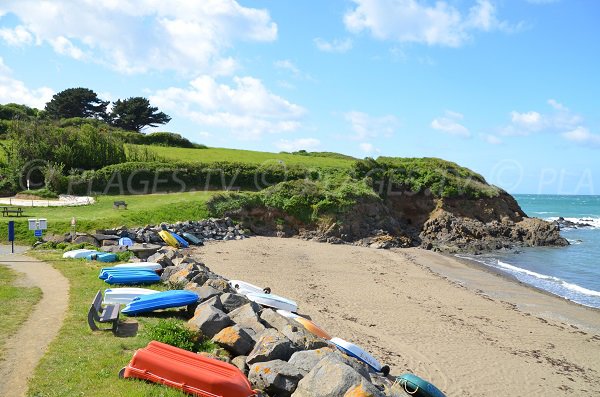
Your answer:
116,321 -> 139,338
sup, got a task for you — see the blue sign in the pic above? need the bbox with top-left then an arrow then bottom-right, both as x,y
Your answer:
34,229 -> 43,238
8,221 -> 15,241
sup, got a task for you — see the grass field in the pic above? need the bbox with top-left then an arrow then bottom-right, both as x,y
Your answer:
0,265 -> 42,360
26,251 -> 193,397
142,145 -> 356,168
0,192 -> 214,244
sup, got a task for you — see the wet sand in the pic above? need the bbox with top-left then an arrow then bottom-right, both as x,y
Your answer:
194,237 -> 600,396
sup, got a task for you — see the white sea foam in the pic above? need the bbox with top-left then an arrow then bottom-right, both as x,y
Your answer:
546,216 -> 600,229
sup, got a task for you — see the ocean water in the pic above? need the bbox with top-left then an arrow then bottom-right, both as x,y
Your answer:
459,195 -> 600,308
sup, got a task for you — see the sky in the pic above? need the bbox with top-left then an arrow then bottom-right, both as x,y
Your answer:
0,0 -> 599,195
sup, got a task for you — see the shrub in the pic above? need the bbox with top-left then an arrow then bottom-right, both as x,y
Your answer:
144,319 -> 199,352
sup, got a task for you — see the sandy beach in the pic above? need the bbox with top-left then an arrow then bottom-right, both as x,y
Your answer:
194,237 -> 600,397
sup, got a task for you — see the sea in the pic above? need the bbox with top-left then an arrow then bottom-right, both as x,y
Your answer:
458,195 -> 600,309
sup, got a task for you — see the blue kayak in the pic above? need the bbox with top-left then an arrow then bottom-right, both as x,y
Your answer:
169,232 -> 189,248
122,290 -> 200,315
99,267 -> 157,280
396,374 -> 446,397
104,272 -> 161,285
182,232 -> 203,245
85,252 -> 118,262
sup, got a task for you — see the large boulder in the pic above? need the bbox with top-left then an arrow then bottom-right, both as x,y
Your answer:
246,329 -> 297,365
288,348 -> 336,374
187,305 -> 233,339
73,234 -> 99,246
261,309 -> 329,350
229,303 -> 267,341
248,359 -> 305,397
204,278 -> 233,293
220,293 -> 251,313
231,355 -> 249,375
292,355 -> 385,397
185,285 -> 222,301
211,325 -> 255,356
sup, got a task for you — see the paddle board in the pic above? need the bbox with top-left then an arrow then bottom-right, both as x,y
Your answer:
158,230 -> 179,247
170,232 -> 189,248
229,280 -> 271,295
99,268 -> 157,280
246,292 -> 297,312
330,337 -> 389,375
114,262 -> 163,271
63,249 -> 100,259
122,290 -> 200,315
396,374 -> 446,397
103,288 -> 160,305
276,310 -> 331,339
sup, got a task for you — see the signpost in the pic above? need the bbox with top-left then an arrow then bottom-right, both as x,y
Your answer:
28,218 -> 47,241
8,221 -> 15,254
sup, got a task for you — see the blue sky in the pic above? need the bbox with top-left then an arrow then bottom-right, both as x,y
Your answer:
0,0 -> 598,194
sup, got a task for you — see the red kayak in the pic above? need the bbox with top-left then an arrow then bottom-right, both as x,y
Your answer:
120,341 -> 258,397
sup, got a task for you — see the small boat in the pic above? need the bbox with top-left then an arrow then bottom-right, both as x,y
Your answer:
122,290 -> 199,315
246,292 -> 297,312
170,232 -> 189,248
99,268 -> 157,280
330,337 -> 389,375
158,230 -> 179,247
229,280 -> 271,295
63,249 -> 100,259
85,252 -> 118,262
182,232 -> 203,245
114,262 -> 163,271
276,310 -> 331,339
104,272 -> 161,285
395,374 -> 446,397
103,288 -> 160,305
120,341 -> 258,396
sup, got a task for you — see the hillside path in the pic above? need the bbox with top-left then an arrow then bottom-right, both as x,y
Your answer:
0,248 -> 69,397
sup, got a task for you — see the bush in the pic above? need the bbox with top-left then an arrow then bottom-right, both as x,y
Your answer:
18,188 -> 59,199
144,319 -> 200,352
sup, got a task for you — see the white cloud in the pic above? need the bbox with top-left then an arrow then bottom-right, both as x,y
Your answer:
562,127 -> 600,147
274,60 -> 300,76
482,134 -> 502,145
151,75 -> 305,140
344,0 -> 515,47
0,57 -> 53,108
344,111 -> 399,140
359,142 -> 380,154
0,0 -> 277,74
502,100 -> 583,136
510,110 -> 543,132
431,110 -> 470,137
314,37 -> 353,53
275,138 -> 321,152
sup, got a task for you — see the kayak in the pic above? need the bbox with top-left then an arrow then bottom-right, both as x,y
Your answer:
104,272 -> 161,285
182,232 -> 203,245
120,341 -> 258,396
103,288 -> 160,305
122,290 -> 200,315
330,337 -> 389,375
99,268 -> 157,280
396,374 -> 446,397
63,249 -> 100,259
170,232 -> 189,248
158,230 -> 179,247
246,292 -> 297,313
276,310 -> 331,339
85,252 -> 118,262
229,280 -> 271,295
114,262 -> 163,271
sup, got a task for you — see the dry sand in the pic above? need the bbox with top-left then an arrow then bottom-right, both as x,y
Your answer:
194,237 -> 600,397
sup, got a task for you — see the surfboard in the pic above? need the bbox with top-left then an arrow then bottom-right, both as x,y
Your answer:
246,292 -> 297,312
229,280 -> 271,295
170,232 -> 189,248
158,230 -> 179,247
122,290 -> 200,315
63,249 -> 100,259
103,288 -> 160,305
276,310 -> 332,339
330,337 -> 389,375
395,374 -> 447,397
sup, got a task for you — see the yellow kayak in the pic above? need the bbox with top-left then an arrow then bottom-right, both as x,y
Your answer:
158,230 -> 179,248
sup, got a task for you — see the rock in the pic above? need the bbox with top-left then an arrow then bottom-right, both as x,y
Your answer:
100,245 -> 128,253
229,303 -> 267,341
194,295 -> 223,313
102,239 -> 118,247
248,360 -> 305,397
187,305 -> 233,339
220,293 -> 250,313
261,309 -> 329,350
292,355 -> 385,397
211,325 -> 255,356
288,348 -> 336,374
205,278 -> 233,293
185,285 -> 222,301
93,234 -> 120,241
232,355 -> 249,374
73,234 -> 99,246
160,265 -> 180,282
246,329 -> 297,365
168,263 -> 202,285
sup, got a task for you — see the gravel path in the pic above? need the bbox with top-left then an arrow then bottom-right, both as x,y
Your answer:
0,248 -> 69,397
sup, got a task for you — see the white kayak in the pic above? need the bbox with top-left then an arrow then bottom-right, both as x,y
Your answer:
246,292 -> 297,312
114,262 -> 163,271
330,337 -> 389,374
229,280 -> 271,295
63,249 -> 100,259
103,288 -> 160,305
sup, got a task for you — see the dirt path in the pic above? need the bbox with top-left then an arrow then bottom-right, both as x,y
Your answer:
0,250 -> 69,397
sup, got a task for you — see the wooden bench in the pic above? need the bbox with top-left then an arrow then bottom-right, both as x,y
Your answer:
113,200 -> 127,209
88,290 -> 120,332
2,206 -> 23,217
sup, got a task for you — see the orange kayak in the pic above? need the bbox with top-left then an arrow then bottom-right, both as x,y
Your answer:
276,310 -> 332,340
120,341 -> 258,397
